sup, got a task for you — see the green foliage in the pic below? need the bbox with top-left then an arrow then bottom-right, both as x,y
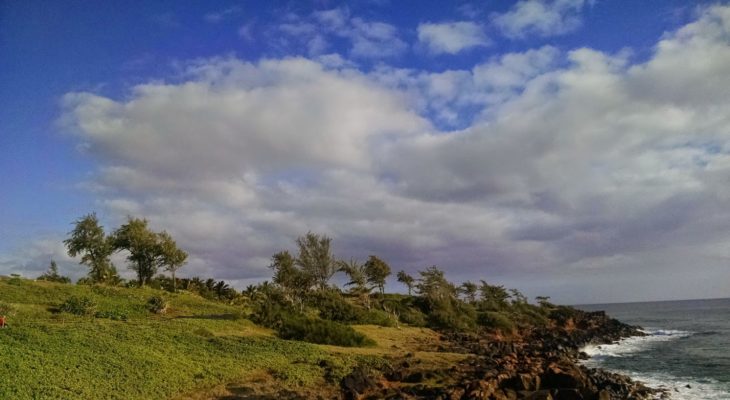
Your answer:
64,213 -> 119,284
396,270 -> 415,295
277,315 -> 375,347
425,299 -> 477,331
112,217 -> 160,286
308,290 -> 362,323
363,255 -> 391,295
295,232 -> 338,290
146,296 -> 168,314
357,309 -> 396,327
157,231 -> 188,292
37,260 -> 72,284
478,281 -> 510,311
0,279 -> 381,400
398,307 -> 427,327
94,310 -> 128,321
59,296 -> 97,316
416,266 -> 457,305
477,311 -> 516,333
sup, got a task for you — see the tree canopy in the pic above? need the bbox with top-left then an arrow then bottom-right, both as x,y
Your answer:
63,213 -> 119,284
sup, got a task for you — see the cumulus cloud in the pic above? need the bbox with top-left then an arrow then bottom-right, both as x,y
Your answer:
493,0 -> 589,38
274,8 -> 407,58
417,21 -> 489,55
59,6 -> 730,302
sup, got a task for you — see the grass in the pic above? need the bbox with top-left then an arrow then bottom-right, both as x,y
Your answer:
0,278 -> 385,400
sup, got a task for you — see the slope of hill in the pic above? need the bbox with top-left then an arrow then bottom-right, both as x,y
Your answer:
0,277 -> 395,399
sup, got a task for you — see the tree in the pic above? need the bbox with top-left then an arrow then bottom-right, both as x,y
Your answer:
112,217 -> 161,287
416,266 -> 457,304
459,281 -> 478,304
37,260 -> 71,284
363,255 -> 391,296
295,232 -> 338,290
270,250 -> 312,307
536,296 -> 553,308
64,213 -> 119,284
340,259 -> 372,309
396,270 -> 415,296
478,281 -> 510,310
156,231 -> 187,292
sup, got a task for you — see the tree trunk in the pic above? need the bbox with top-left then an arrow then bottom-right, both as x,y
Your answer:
172,270 -> 176,293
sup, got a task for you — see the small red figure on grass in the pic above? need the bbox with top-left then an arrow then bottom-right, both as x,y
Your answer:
0,315 -> 6,328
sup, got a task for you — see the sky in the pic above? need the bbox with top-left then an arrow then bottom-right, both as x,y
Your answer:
2,0 -> 730,304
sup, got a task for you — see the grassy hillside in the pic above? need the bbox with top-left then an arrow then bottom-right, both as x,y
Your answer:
0,277 -> 390,400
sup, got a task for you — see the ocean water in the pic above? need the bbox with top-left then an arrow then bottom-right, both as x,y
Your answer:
577,298 -> 730,399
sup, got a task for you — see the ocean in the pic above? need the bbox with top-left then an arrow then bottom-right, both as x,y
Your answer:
577,298 -> 730,399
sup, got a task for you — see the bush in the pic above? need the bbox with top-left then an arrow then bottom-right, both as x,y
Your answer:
398,307 -> 427,327
278,315 -> 375,347
308,291 -> 362,323
146,296 -> 168,314
59,296 -> 97,316
358,309 -> 396,327
477,311 -> 516,334
94,310 -> 128,321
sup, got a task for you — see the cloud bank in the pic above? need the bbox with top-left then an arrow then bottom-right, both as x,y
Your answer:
55,6 -> 730,303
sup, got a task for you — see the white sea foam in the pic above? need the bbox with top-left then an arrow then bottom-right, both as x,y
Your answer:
581,328 -> 691,360
581,329 -> 730,399
607,370 -> 729,400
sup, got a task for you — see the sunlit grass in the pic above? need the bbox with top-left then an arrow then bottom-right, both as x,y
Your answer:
0,278 -> 382,399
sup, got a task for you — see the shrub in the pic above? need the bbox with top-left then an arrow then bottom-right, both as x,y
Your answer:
146,296 -> 168,314
398,307 -> 427,327
278,315 -> 375,347
358,309 -> 396,327
477,311 -> 516,334
59,296 -> 97,316
307,290 -> 362,323
94,310 -> 128,321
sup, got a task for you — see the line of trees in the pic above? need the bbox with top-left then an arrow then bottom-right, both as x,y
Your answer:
64,213 -> 188,289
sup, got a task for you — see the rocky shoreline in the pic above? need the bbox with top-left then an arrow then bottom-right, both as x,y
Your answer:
339,310 -> 666,400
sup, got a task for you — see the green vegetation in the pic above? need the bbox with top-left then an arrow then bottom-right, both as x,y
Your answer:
2,218 -> 585,399
0,278 -> 382,400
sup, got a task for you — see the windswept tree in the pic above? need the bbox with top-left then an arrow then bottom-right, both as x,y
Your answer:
459,281 -> 478,304
363,255 -> 391,296
112,217 -> 161,287
157,231 -> 188,292
479,280 -> 510,310
416,266 -> 457,304
64,213 -> 119,284
340,259 -> 372,309
396,270 -> 415,296
295,232 -> 338,290
269,250 -> 312,306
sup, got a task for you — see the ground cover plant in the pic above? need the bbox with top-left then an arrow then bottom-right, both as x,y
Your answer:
0,278 -> 381,400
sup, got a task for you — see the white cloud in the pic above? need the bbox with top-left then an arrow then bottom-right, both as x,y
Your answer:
417,21 -> 489,55
55,6 -> 730,302
493,0 -> 589,38
276,8 -> 407,59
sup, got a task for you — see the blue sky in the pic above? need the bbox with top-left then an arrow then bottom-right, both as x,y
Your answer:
2,0 -> 730,303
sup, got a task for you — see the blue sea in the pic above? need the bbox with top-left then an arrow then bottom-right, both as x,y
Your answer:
577,298 -> 730,399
